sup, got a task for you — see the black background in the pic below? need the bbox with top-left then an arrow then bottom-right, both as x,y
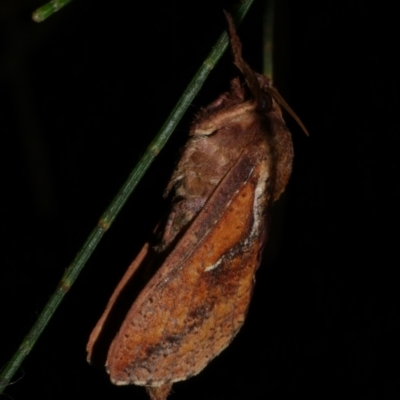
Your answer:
1,0 -> 399,399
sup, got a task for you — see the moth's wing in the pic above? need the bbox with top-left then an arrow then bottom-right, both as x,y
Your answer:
106,139 -> 271,386
87,243 -> 150,361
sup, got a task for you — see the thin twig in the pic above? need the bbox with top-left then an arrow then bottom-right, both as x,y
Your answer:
263,0 -> 275,78
32,0 -> 73,22
0,0 -> 255,393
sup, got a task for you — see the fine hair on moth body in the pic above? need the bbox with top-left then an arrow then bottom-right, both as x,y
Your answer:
87,11 -> 307,400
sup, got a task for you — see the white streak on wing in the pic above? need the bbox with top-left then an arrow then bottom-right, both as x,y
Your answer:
251,163 -> 269,238
204,258 -> 223,272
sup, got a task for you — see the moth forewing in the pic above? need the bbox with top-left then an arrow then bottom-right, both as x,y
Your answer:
106,129 -> 273,385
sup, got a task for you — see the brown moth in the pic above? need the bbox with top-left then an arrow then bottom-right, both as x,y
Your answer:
87,13 -> 307,400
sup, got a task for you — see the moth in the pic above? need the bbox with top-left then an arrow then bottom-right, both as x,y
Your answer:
87,13 -> 307,400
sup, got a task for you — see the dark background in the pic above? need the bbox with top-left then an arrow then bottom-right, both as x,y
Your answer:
1,0 -> 399,399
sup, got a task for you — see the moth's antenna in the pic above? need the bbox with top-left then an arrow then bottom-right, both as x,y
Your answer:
224,11 -> 262,106
266,87 -> 309,136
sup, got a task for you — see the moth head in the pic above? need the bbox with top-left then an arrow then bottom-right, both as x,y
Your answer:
226,12 -> 309,137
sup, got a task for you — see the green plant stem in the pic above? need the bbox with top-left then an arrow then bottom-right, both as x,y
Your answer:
0,0 -> 255,393
32,0 -> 73,22
263,0 -> 274,78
